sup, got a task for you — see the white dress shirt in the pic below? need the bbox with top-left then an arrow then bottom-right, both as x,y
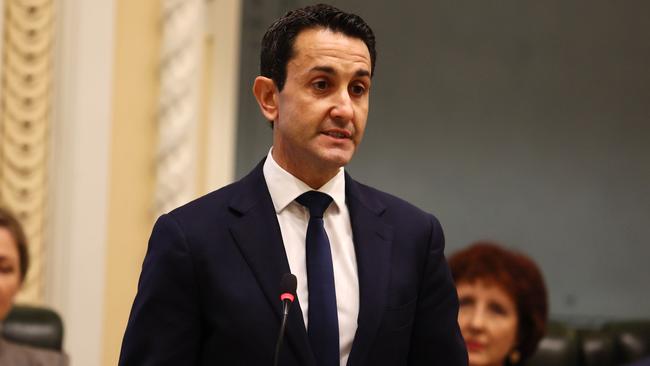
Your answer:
263,148 -> 359,366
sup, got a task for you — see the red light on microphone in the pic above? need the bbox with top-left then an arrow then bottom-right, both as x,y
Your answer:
280,293 -> 295,302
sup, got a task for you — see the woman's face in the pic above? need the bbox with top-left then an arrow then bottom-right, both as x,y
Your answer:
457,280 -> 519,366
0,227 -> 21,320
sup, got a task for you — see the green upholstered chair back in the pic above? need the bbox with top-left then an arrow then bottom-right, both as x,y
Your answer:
527,321 -> 579,366
527,319 -> 650,366
1,305 -> 64,351
604,320 -> 650,365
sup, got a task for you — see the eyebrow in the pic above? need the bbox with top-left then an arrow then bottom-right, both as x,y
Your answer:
309,66 -> 371,78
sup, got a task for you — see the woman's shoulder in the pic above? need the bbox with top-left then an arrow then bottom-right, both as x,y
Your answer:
0,338 -> 68,366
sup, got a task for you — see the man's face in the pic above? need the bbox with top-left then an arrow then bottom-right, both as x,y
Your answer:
268,28 -> 372,185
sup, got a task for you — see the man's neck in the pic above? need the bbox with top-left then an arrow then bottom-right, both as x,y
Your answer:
271,149 -> 340,189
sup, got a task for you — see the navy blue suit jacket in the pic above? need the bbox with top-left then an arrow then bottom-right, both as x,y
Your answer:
119,161 -> 467,365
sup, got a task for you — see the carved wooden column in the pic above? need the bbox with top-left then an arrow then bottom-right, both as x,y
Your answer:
0,0 -> 54,304
155,0 -> 204,216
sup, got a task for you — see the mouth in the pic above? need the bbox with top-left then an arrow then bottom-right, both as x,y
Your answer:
321,129 -> 352,139
465,340 -> 486,352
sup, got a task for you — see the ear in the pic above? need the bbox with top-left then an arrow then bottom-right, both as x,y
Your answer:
253,76 -> 279,122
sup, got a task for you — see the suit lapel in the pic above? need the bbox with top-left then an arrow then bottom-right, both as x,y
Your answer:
345,175 -> 393,366
228,162 -> 316,366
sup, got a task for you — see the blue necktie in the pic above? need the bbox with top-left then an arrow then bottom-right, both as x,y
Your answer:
296,191 -> 339,366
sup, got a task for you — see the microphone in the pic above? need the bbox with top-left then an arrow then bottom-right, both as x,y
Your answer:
273,273 -> 297,366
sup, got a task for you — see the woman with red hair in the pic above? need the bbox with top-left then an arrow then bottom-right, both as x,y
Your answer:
449,242 -> 548,366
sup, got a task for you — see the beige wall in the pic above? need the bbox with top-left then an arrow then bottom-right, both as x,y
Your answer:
0,0 -> 237,362
3,0 -> 236,361
100,1 -> 241,364
49,0 -> 115,363
102,0 -> 160,364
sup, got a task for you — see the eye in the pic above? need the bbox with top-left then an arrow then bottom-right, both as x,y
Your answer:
0,264 -> 16,274
312,80 -> 329,91
458,295 -> 475,307
487,301 -> 509,316
349,83 -> 367,96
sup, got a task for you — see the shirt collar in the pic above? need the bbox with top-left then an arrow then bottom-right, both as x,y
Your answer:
263,147 -> 346,214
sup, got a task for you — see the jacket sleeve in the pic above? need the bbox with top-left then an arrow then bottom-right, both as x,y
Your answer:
408,215 -> 468,365
119,213 -> 202,365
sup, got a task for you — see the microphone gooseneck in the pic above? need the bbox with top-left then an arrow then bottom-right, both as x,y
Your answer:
273,273 -> 297,366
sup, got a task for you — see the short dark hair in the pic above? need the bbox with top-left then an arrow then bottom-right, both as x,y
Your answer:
449,242 -> 548,365
260,3 -> 376,91
0,207 -> 29,282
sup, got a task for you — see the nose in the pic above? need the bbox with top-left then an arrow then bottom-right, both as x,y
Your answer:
329,88 -> 354,122
468,307 -> 486,331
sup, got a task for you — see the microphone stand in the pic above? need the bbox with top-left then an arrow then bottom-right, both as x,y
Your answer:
273,299 -> 291,366
274,273 -> 296,366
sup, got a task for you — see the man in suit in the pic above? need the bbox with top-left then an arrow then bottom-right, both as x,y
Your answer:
120,4 -> 467,365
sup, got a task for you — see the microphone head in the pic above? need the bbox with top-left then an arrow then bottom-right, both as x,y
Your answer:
280,273 -> 297,302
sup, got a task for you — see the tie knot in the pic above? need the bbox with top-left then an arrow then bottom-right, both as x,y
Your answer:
296,191 -> 333,218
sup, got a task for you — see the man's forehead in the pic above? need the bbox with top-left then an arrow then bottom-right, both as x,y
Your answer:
308,65 -> 370,77
289,28 -> 372,73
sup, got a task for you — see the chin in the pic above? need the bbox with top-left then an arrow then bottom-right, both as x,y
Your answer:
321,149 -> 354,167
467,353 -> 492,366
469,356 -> 507,366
